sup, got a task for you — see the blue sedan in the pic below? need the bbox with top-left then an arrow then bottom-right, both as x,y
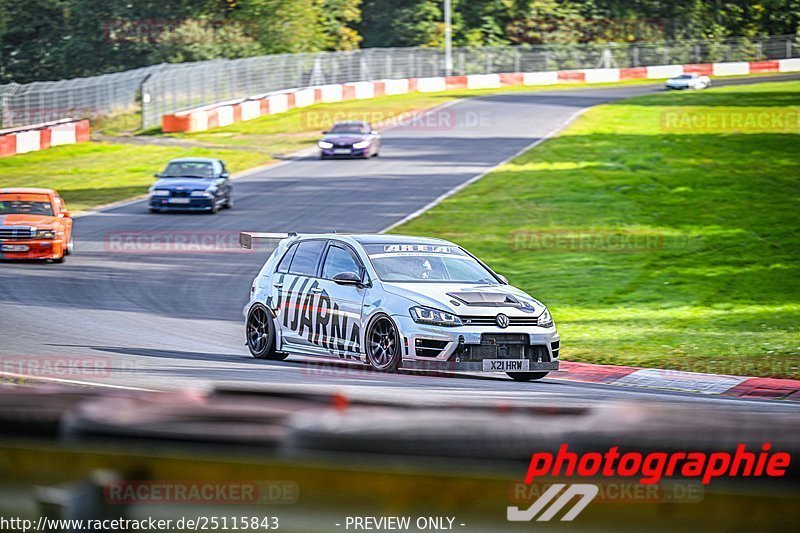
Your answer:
148,158 -> 233,214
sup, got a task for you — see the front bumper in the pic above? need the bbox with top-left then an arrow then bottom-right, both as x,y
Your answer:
320,147 -> 368,158
149,197 -> 215,211
393,315 -> 560,373
0,239 -> 64,260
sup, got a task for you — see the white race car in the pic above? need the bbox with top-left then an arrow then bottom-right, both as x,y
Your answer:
665,73 -> 711,90
241,233 -> 559,381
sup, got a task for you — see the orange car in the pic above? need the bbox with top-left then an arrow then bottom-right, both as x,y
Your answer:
0,188 -> 74,263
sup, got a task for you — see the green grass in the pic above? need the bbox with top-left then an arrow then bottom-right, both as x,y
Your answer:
393,80 -> 800,379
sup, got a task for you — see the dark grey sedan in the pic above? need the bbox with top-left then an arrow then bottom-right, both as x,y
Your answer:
318,121 -> 381,159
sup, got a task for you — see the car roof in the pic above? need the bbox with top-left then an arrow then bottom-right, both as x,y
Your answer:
295,233 -> 454,246
1,187 -> 56,195
167,157 -> 219,164
332,120 -> 369,126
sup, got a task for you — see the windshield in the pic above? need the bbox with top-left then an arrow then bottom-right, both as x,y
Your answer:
0,194 -> 54,216
161,162 -> 214,178
678,74 -> 695,79
365,243 -> 499,284
330,123 -> 367,134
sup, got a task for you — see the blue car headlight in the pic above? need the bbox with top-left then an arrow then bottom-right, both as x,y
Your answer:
410,306 -> 462,327
191,190 -> 214,198
353,140 -> 370,149
537,308 -> 554,328
318,141 -> 333,149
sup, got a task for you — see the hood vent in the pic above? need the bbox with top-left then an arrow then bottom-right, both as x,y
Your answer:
447,292 -> 528,308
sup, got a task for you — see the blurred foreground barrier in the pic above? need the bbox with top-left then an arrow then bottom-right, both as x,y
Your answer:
0,384 -> 798,531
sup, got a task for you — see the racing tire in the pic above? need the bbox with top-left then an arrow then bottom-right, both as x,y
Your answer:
246,304 -> 286,360
507,372 -> 549,382
209,202 -> 219,214
225,194 -> 234,209
365,314 -> 401,372
51,255 -> 65,264
65,236 -> 74,256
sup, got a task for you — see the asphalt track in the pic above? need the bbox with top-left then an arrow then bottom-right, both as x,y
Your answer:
2,75 -> 799,414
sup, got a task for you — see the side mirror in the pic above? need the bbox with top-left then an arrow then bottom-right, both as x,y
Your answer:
154,173 -> 161,178
221,172 -> 230,179
59,211 -> 71,218
322,130 -> 330,134
370,130 -> 378,135
333,271 -> 362,286
498,274 -> 508,284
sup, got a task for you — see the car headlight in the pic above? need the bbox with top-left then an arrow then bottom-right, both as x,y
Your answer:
409,306 -> 462,327
150,190 -> 170,196
191,190 -> 214,198
537,308 -> 554,328
318,141 -> 333,149
36,229 -> 56,239
353,140 -> 370,149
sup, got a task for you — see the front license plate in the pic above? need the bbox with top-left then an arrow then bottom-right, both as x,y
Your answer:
1,244 -> 29,252
482,359 -> 530,371
168,197 -> 191,204
333,148 -> 352,154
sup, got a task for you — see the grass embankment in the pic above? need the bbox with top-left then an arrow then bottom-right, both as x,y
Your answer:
394,80 -> 800,378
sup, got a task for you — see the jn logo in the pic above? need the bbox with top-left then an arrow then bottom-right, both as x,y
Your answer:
508,484 -> 599,522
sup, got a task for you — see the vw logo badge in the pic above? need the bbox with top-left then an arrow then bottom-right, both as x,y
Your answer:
496,314 -> 510,328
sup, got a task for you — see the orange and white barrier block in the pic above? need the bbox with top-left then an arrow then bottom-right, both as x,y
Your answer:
0,118 -> 89,158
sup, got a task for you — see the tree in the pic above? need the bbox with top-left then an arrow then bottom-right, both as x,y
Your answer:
233,0 -> 325,53
318,0 -> 363,50
359,0 -> 443,47
0,0 -> 67,83
148,19 -> 265,63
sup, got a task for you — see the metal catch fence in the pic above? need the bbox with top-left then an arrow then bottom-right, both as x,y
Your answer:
0,35 -> 796,130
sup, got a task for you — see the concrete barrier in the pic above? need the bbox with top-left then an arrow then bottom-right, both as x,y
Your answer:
0,118 -> 90,158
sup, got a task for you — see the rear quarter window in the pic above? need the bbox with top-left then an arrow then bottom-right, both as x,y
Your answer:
276,244 -> 297,273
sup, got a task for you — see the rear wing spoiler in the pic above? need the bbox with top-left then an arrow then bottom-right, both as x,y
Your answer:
239,232 -> 297,249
